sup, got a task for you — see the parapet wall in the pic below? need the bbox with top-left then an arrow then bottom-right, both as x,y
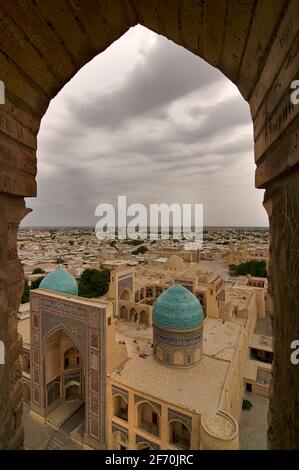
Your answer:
200,410 -> 239,450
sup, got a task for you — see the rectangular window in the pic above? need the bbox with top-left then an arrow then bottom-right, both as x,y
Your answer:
186,354 -> 192,365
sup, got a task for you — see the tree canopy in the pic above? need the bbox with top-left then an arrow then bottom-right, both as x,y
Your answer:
21,276 -> 45,304
21,280 -> 30,304
229,260 -> 267,278
132,245 -> 148,255
78,268 -> 110,298
32,267 -> 45,274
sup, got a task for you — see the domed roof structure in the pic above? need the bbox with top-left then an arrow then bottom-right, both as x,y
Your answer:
39,267 -> 78,296
153,284 -> 203,330
164,255 -> 186,271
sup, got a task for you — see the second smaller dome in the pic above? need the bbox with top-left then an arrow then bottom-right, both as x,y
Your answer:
39,266 -> 78,296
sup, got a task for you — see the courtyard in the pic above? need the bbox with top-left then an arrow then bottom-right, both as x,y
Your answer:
239,392 -> 269,450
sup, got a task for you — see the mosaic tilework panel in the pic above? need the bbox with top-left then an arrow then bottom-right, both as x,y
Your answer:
118,274 -> 133,298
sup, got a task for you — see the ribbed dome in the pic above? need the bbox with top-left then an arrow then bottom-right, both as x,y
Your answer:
153,284 -> 203,330
39,267 -> 78,296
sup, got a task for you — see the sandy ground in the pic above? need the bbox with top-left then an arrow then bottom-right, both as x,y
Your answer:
239,391 -> 269,450
23,405 -> 81,450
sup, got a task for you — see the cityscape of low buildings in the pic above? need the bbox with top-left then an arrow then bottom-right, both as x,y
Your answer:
17,228 -> 272,450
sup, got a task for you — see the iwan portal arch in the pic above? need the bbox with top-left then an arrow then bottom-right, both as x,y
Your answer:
0,0 -> 298,450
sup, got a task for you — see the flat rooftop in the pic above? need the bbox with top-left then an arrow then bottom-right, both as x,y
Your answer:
111,317 -> 245,416
250,333 -> 273,352
111,352 -> 229,416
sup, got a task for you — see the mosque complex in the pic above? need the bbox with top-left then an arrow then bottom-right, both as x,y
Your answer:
18,255 -> 272,450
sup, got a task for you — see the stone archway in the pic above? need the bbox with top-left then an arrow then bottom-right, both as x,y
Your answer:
43,328 -> 84,409
169,419 -> 191,450
139,310 -> 148,327
113,395 -> 129,422
119,305 -> 129,321
0,0 -> 299,450
120,288 -> 132,301
137,401 -> 160,437
130,308 -> 138,323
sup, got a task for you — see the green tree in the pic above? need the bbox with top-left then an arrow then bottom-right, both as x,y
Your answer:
78,268 -> 110,298
229,260 -> 267,278
32,267 -> 45,274
21,280 -> 30,304
56,257 -> 65,264
31,276 -> 45,289
132,245 -> 148,255
242,399 -> 253,411
21,276 -> 45,303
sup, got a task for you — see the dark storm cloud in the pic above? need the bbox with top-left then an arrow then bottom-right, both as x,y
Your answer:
119,119 -> 252,161
25,26 -> 267,227
187,96 -> 251,139
67,36 -> 224,129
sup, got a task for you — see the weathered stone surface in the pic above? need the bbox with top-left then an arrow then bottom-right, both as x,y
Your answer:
0,0 -> 298,450
253,32 -> 299,148
249,0 -> 299,117
237,0 -> 287,100
264,173 -> 299,449
0,195 -> 30,450
201,0 -> 227,67
255,113 -> 299,189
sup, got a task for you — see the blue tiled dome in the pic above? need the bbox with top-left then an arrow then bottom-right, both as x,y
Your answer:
39,267 -> 78,296
153,284 -> 203,330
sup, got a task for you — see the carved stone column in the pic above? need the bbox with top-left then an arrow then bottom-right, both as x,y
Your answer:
0,194 -> 30,449
264,172 -> 299,449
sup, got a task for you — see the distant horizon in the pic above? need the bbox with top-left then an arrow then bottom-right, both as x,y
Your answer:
20,225 -> 269,229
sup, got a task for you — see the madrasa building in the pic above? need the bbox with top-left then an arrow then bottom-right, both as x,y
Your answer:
18,261 -> 272,450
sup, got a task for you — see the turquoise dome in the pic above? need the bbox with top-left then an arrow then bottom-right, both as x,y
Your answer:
39,267 -> 78,296
153,284 -> 203,330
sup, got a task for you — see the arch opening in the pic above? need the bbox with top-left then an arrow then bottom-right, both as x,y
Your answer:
113,395 -> 128,422
137,402 -> 160,437
169,420 -> 191,450
42,328 -> 85,438
120,288 -> 132,301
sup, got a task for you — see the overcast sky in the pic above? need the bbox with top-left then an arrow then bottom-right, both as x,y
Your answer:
23,25 -> 268,228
